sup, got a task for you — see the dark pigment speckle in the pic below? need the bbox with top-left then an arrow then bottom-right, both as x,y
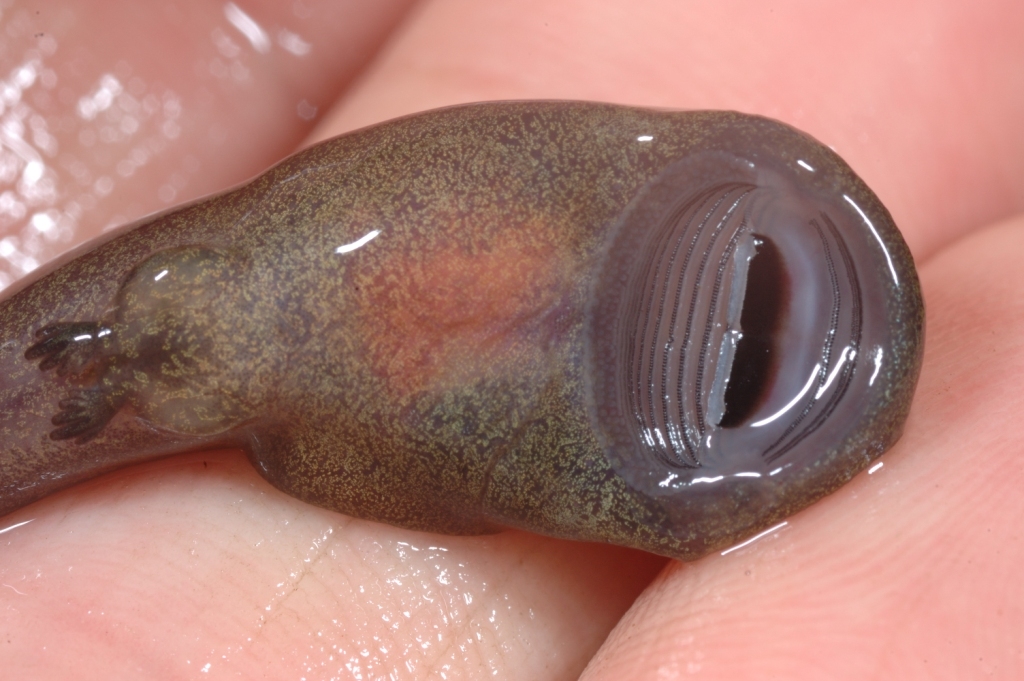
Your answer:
0,102 -> 923,560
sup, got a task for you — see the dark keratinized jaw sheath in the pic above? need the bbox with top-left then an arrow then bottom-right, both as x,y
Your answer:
0,102 -> 923,560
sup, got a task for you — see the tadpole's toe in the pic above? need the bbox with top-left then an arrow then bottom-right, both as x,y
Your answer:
25,322 -> 102,376
49,389 -> 116,443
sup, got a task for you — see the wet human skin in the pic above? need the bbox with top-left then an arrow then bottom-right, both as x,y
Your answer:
0,102 -> 922,560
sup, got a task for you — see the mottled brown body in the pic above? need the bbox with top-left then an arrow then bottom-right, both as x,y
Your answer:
0,103 -> 923,560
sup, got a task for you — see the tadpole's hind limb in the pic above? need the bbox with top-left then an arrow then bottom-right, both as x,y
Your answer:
24,321 -> 106,376
50,388 -> 123,443
24,321 -> 122,443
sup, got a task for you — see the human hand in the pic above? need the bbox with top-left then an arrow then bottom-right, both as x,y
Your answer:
1,2 -> 1022,679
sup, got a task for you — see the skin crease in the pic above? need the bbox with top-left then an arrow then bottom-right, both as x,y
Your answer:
0,1 -> 1021,680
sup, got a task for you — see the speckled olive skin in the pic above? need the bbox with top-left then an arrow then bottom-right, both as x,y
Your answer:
0,102 -> 923,560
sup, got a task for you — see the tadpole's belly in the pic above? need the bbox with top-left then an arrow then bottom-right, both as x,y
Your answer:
0,102 -> 923,560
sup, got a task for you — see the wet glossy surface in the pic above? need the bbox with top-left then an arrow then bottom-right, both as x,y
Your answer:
592,154 -> 889,476
0,102 -> 923,560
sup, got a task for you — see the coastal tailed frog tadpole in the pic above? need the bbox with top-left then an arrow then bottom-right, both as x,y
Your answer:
0,102 -> 923,560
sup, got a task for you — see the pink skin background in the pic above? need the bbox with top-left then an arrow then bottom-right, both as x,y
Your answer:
0,1 -> 1021,679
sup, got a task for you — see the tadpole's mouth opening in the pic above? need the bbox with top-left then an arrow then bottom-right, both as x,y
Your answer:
718,235 -> 788,429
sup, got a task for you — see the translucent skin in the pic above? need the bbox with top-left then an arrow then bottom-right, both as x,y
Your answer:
0,102 -> 923,560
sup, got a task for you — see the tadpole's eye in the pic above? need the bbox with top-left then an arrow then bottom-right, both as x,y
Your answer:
587,149 -> 915,501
